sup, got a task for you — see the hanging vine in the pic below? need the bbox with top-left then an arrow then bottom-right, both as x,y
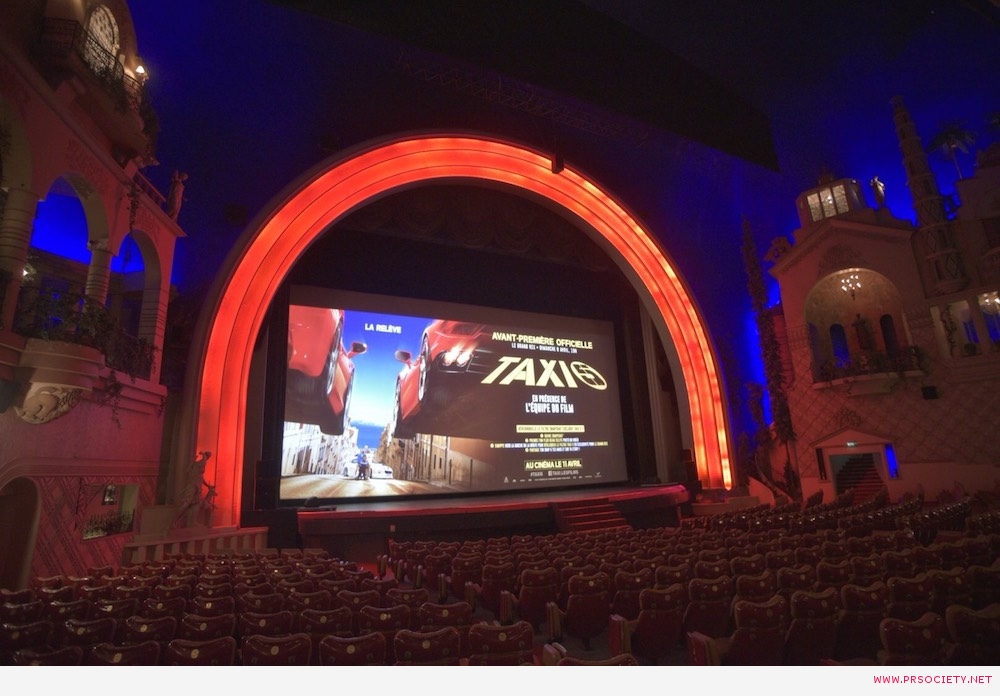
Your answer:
741,220 -> 796,444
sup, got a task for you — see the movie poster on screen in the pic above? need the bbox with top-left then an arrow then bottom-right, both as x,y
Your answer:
281,289 -> 628,497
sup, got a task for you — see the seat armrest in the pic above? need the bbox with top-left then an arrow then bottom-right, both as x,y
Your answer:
541,641 -> 568,666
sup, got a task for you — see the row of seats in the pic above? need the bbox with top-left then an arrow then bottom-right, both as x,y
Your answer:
376,496 -> 997,665
6,492 -> 998,665
686,602 -> 1000,667
5,623 -> 542,666
2,549 -> 604,666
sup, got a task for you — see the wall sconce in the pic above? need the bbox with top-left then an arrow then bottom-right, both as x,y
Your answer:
135,60 -> 148,83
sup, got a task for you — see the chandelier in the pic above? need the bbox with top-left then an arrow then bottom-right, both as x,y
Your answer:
840,272 -> 861,300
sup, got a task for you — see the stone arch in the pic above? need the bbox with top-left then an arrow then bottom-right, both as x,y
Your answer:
182,135 -> 733,526
804,267 -> 908,375
31,173 -> 112,254
115,227 -> 166,382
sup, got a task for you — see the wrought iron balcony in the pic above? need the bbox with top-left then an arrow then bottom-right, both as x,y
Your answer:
812,346 -> 923,392
36,18 -> 156,158
13,286 -> 154,380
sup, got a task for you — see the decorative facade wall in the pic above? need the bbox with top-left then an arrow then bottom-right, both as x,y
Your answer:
0,1 -> 180,585
770,130 -> 1000,502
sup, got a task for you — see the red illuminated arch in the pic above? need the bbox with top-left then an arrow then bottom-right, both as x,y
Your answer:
191,136 -> 732,526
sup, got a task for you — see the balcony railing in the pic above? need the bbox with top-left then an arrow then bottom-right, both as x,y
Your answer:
37,18 -> 145,114
812,346 -> 922,384
13,286 -> 155,380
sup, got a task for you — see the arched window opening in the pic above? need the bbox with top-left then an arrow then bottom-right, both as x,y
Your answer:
84,5 -> 120,78
830,324 -> 849,368
880,314 -> 900,357
807,322 -> 826,380
109,234 -> 146,338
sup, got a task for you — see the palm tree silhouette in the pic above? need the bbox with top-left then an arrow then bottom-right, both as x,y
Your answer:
928,120 -> 976,179
988,112 -> 1000,134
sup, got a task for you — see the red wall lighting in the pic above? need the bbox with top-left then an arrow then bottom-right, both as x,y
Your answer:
186,135 -> 732,526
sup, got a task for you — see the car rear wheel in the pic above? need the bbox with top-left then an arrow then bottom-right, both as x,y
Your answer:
391,380 -> 414,439
417,334 -> 431,403
318,372 -> 351,436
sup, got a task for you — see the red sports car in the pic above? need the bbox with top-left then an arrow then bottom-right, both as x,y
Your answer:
391,319 -> 490,438
285,305 -> 366,435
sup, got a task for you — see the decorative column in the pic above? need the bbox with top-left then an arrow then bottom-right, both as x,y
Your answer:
891,96 -> 968,295
0,187 -> 39,329
84,238 -> 113,304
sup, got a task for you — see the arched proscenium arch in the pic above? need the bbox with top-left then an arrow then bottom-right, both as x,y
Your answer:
193,136 -> 732,526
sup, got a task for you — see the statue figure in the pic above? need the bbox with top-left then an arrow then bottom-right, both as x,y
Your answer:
173,451 -> 215,528
869,176 -> 886,208
853,313 -> 875,351
166,170 -> 188,221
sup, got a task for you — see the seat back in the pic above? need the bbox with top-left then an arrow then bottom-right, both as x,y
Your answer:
878,612 -> 952,666
562,572 -> 611,649
784,588 -> 839,665
835,582 -> 888,661
693,558 -> 729,580
926,567 -> 971,614
238,610 -> 294,639
944,603 -> 1000,666
479,562 -> 518,613
317,632 -> 387,666
360,577 -> 399,606
45,598 -> 92,622
630,585 -> 686,663
886,573 -> 932,621
335,589 -> 381,634
417,600 -> 476,656
141,596 -> 187,620
449,554 -> 484,599
466,620 -> 535,665
1,619 -> 53,663
121,614 -> 177,645
556,653 -> 638,666
733,569 -> 777,605
654,563 -> 692,589
385,586 -> 430,629
1,599 -> 44,624
285,589 -> 333,614
237,591 -> 284,614
240,632 -> 312,666
729,554 -> 766,577
188,595 -> 236,617
86,640 -> 161,666
359,604 -> 410,663
393,626 -> 462,666
11,645 -> 83,666
517,567 -> 559,629
59,617 -> 117,647
176,612 -> 236,641
610,568 -> 653,620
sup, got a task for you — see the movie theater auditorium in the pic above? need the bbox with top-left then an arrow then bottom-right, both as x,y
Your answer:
1,0 -> 998,666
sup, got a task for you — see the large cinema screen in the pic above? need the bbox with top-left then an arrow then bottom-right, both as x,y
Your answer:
279,288 -> 629,501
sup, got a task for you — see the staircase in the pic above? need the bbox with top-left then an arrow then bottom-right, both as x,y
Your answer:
551,498 -> 630,533
835,454 -> 884,504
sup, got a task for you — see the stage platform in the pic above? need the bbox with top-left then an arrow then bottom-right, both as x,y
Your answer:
288,483 -> 690,563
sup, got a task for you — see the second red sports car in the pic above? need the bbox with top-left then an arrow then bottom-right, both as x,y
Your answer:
390,319 -> 491,437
